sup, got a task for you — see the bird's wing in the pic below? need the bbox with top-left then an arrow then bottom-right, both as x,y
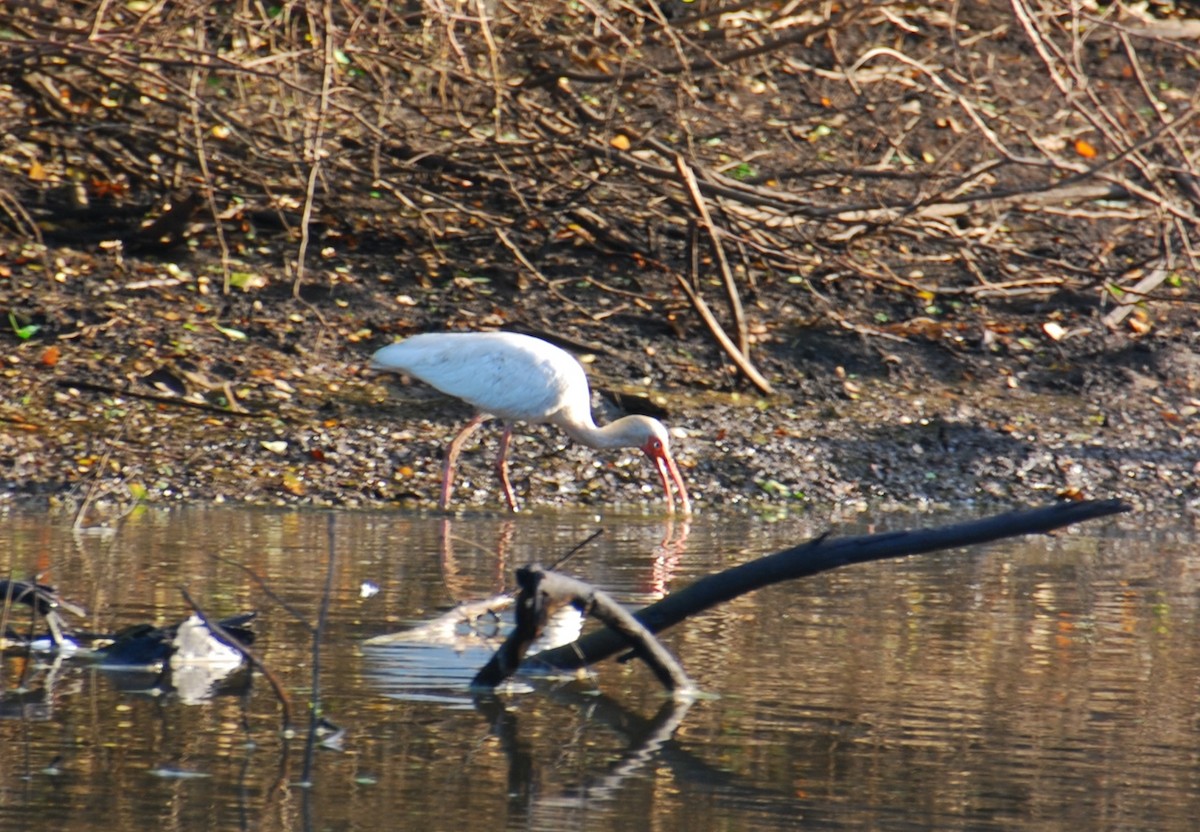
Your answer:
383,333 -> 590,422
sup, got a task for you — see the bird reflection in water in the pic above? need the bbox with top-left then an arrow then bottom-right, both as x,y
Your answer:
437,516 -> 513,604
367,516 -> 691,658
646,518 -> 691,601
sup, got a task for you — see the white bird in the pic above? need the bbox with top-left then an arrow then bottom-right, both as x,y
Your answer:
369,331 -> 691,514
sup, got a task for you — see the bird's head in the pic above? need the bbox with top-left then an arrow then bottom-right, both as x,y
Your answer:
633,418 -> 691,515
636,419 -> 672,461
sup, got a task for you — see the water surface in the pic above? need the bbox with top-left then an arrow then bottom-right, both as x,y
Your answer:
0,505 -> 1196,830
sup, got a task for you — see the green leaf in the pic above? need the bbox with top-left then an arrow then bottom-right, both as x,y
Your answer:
228,271 -> 266,291
729,162 -> 754,181
8,312 -> 39,340
758,479 -> 788,497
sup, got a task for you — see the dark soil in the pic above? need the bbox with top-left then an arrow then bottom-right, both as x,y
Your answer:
3,242 -> 1198,521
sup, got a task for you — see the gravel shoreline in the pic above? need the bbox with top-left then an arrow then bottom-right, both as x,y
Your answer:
4,257 -> 1198,520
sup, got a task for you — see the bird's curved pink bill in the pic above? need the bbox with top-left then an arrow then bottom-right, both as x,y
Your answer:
641,437 -> 690,515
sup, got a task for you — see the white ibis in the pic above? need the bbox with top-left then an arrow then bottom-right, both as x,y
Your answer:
369,331 -> 691,514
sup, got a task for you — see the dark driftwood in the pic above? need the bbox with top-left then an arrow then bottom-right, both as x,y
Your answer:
1,578 -> 85,649
525,499 -> 1130,673
472,565 -> 695,694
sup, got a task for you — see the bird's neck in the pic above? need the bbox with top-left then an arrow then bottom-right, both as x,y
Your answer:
554,410 -> 637,450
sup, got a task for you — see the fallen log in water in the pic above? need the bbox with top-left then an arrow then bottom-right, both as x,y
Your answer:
517,499 -> 1130,678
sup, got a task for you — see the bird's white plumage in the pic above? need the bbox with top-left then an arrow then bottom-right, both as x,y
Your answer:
370,332 -> 593,426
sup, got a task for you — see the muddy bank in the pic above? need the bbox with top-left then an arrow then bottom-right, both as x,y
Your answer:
3,247 -> 1197,522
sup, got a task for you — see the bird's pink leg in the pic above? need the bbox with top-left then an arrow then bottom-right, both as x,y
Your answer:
494,424 -> 519,512
441,414 -> 486,511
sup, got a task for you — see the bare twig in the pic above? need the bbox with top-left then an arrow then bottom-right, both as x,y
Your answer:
58,379 -> 274,419
1102,262 -> 1173,329
188,25 -> 232,294
672,273 -> 774,395
674,155 -> 748,357
301,514 -> 339,786
292,0 -> 337,299
494,228 -> 601,320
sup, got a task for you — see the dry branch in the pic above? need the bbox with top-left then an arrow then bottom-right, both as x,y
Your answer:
673,273 -> 774,395
179,587 -> 293,730
472,564 -> 695,696
675,155 -> 748,357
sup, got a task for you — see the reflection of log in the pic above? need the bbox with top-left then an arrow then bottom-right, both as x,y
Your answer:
472,565 -> 694,695
526,499 -> 1130,673
554,697 -> 692,804
477,693 -> 694,819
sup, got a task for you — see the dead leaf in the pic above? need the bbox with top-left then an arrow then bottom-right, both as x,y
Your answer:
1042,321 -> 1067,341
213,322 -> 247,341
